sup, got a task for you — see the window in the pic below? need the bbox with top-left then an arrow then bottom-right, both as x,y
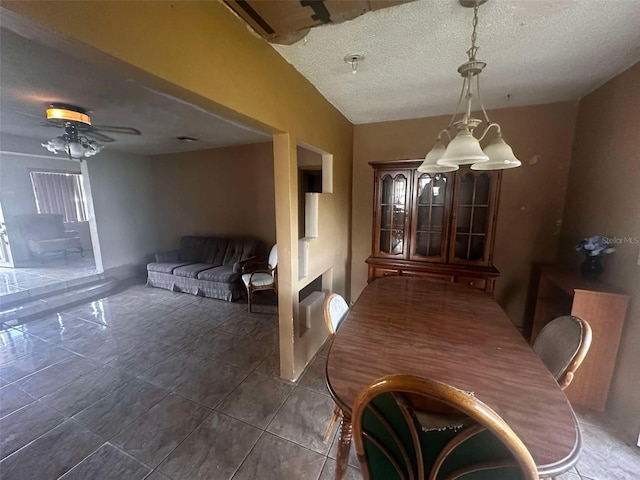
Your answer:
30,171 -> 89,223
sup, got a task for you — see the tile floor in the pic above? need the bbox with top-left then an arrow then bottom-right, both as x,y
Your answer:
0,284 -> 637,479
0,254 -> 98,297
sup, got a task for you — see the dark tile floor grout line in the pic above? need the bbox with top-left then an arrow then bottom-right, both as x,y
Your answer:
71,381 -> 172,444
131,328 -> 333,478
0,406 -> 66,462
0,390 -> 38,420
55,441 -> 158,480
144,404 -> 214,478
112,325 -> 269,437
47,426 -> 105,480
1,416 -> 80,465
261,379 -> 299,433
8,349 -> 91,384
228,429 -> 268,480
19,286 -> 637,478
316,455 -> 331,480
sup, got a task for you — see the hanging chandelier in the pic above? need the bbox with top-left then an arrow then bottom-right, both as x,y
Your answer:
418,0 -> 520,174
41,105 -> 103,160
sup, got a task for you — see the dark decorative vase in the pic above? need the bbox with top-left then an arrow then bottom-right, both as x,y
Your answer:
580,255 -> 603,280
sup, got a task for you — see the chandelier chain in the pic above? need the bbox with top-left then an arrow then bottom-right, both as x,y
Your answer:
467,5 -> 480,61
419,0 -> 521,172
472,6 -> 479,47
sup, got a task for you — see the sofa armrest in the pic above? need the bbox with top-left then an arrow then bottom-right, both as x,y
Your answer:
234,256 -> 258,274
63,230 -> 79,238
154,250 -> 181,262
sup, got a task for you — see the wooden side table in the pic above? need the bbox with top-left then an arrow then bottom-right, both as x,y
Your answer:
532,265 -> 630,410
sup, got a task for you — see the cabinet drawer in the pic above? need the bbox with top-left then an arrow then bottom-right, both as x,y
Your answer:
455,276 -> 487,290
374,268 -> 401,278
402,271 -> 454,282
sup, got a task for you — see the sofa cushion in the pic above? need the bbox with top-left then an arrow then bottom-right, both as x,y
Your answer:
179,236 -> 213,263
154,250 -> 180,263
204,238 -> 230,266
147,262 -> 191,274
222,238 -> 259,266
173,263 -> 217,278
197,266 -> 239,283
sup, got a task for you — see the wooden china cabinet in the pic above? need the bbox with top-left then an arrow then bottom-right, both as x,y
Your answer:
366,160 -> 502,294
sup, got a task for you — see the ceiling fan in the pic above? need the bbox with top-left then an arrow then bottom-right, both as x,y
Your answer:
40,103 -> 141,160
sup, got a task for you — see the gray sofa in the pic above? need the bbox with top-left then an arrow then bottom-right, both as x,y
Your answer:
147,236 -> 265,301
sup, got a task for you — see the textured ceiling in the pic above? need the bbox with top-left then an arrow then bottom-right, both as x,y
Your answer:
0,28 -> 269,157
273,0 -> 640,124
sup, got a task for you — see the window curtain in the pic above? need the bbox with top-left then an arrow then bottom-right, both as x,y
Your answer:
30,171 -> 89,223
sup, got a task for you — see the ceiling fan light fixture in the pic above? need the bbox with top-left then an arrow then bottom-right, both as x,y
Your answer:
42,136 -> 104,160
42,129 -> 104,160
40,103 -> 114,160
41,136 -> 66,153
83,140 -> 103,157
67,140 -> 86,158
46,104 -> 91,125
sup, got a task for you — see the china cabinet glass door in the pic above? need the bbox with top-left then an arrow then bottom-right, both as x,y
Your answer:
409,172 -> 452,262
449,170 -> 498,265
375,170 -> 411,258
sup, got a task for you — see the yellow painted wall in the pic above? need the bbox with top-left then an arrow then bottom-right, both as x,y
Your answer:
560,62 -> 640,441
352,102 -> 579,328
1,1 -> 352,142
2,0 -> 353,380
151,142 -> 276,250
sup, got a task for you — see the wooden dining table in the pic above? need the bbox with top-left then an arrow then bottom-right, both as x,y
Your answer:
326,276 -> 581,479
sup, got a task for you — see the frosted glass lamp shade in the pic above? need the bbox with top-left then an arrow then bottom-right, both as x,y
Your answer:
418,141 -> 458,173
437,129 -> 489,166
67,141 -> 85,158
471,136 -> 521,170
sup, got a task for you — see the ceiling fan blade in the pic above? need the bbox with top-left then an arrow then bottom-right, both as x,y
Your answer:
3,109 -> 44,120
91,125 -> 141,136
42,121 -> 62,128
85,130 -> 115,143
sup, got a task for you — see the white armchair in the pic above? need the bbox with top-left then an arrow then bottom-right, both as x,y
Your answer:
241,244 -> 277,313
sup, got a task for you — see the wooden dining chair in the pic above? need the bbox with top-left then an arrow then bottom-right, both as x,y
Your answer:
352,374 -> 539,480
533,315 -> 592,390
323,293 -> 349,442
241,244 -> 277,313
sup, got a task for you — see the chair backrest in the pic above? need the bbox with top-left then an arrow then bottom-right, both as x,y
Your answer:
16,214 -> 65,239
324,293 -> 349,335
352,375 -> 538,480
268,244 -> 278,270
533,315 -> 592,390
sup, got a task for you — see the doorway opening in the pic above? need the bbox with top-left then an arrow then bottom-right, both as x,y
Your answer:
0,158 -> 100,302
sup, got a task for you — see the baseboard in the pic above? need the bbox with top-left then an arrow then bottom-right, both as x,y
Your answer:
103,263 -> 146,281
